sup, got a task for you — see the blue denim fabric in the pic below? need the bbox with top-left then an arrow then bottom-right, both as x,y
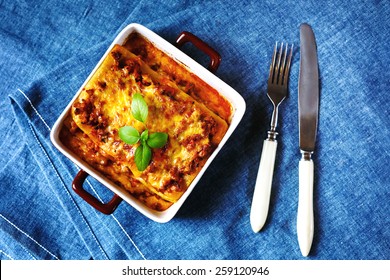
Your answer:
1,0 -> 389,260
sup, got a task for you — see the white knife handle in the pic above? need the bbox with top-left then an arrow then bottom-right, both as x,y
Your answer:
297,156 -> 314,257
250,139 -> 277,232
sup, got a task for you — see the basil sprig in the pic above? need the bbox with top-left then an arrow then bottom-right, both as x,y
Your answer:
119,93 -> 168,171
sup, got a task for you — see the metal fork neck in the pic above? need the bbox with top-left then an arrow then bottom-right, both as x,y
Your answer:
267,105 -> 279,141
269,104 -> 279,132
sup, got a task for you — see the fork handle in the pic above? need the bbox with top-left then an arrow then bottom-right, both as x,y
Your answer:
250,139 -> 277,232
297,157 -> 314,257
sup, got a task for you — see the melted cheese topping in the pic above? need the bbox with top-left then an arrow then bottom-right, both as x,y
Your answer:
62,38 -> 232,211
124,33 -> 233,122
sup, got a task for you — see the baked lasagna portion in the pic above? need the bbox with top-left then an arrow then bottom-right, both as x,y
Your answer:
61,37 -> 232,211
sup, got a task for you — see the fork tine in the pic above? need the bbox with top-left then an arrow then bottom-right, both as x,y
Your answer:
280,43 -> 288,84
282,44 -> 293,86
268,42 -> 278,82
275,42 -> 283,84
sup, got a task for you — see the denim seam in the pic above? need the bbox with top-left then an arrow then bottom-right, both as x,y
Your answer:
20,239 -> 37,260
17,88 -> 146,260
1,218 -> 38,260
0,213 -> 59,260
17,88 -> 51,131
110,215 -> 146,260
0,249 -> 14,260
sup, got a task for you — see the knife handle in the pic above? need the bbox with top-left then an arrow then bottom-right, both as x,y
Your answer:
297,155 -> 314,257
250,139 -> 277,232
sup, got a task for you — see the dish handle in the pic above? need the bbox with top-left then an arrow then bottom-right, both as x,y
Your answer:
72,170 -> 123,215
175,31 -> 221,73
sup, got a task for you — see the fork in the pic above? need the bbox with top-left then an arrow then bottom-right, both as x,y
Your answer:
250,42 -> 293,232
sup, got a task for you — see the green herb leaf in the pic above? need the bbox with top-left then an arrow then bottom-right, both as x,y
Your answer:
118,126 -> 140,145
140,129 -> 149,144
134,143 -> 152,171
147,132 -> 168,148
131,93 -> 148,123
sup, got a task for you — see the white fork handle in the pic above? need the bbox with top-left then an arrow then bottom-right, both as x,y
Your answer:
250,139 -> 277,232
297,158 -> 314,257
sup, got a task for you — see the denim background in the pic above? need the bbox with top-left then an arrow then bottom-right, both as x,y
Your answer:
1,0 -> 389,260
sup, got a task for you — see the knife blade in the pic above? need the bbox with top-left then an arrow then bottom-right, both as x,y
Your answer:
297,23 -> 319,257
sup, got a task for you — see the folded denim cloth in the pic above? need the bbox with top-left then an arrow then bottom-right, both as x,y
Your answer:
1,0 -> 390,260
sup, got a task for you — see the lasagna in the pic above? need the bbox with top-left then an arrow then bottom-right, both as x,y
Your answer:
60,34 -> 232,211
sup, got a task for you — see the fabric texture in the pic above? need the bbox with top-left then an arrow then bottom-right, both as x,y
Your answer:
1,0 -> 389,260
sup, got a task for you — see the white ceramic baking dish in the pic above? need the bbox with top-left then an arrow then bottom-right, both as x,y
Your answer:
50,23 -> 246,223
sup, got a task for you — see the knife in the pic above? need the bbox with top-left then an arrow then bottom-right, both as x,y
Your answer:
297,23 -> 319,257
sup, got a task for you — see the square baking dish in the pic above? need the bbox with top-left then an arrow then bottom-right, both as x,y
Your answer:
50,23 -> 246,223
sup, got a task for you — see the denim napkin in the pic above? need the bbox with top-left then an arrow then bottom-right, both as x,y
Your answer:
1,0 -> 390,260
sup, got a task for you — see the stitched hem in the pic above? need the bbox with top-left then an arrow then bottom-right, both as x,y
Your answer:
0,214 -> 59,260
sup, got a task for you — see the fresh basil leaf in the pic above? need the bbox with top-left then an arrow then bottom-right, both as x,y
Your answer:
140,129 -> 149,144
134,143 -> 152,171
147,132 -> 168,148
118,126 -> 140,145
131,93 -> 148,123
